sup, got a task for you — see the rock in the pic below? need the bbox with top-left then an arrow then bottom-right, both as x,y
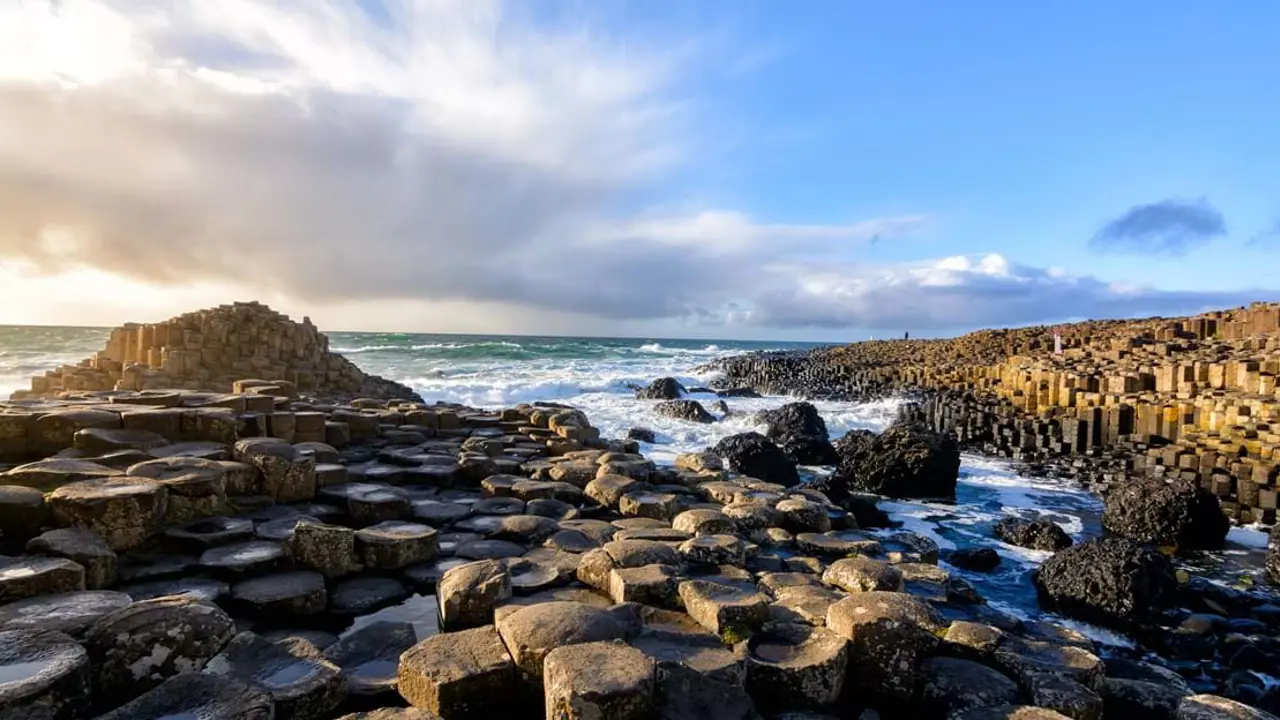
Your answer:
455,539 -> 526,561
166,515 -> 255,552
324,621 -> 417,699
672,509 -> 735,536
291,519 -> 359,578
1025,672 -> 1103,720
398,625 -> 515,717
126,456 -> 229,523
438,559 -> 511,631
357,521 -> 440,570
73,427 -> 168,454
637,378 -> 686,400
1,459 -> 122,492
231,571 -> 328,619
234,438 -> 317,503
826,591 -> 944,701
610,564 -> 680,607
86,595 -> 237,708
776,498 -> 832,533
1103,478 -> 1230,551
0,556 -> 85,604
652,661 -> 756,720
337,710 -> 443,720
626,428 -> 657,443
760,402 -> 839,466
199,540 -> 289,579
47,476 -> 168,551
203,630 -> 346,719
495,601 -> 630,685
630,624 -> 744,685
822,556 -> 904,593
25,527 -> 117,589
744,621 -> 848,713
0,485 -> 48,546
828,424 -> 960,501
1034,537 -> 1178,628
992,637 -> 1104,689
330,576 -> 409,616
1178,694 -> 1280,719
1100,658 -> 1193,720
124,577 -> 229,603
492,515 -> 560,544
543,641 -> 655,720
679,535 -> 747,567
916,656 -> 1020,716
655,400 -> 716,424
90,671 -> 274,720
678,580 -> 770,638
346,485 -> 412,526
0,590 -> 131,637
995,517 -> 1074,552
949,707 -> 1073,720
943,621 -> 1005,659
947,547 -> 1001,572
713,432 -> 799,488
0,628 -> 91,719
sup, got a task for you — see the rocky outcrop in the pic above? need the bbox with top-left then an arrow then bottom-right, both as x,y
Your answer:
712,432 -> 799,487
636,377 -> 686,400
1034,537 -> 1178,629
759,402 -> 839,466
1102,478 -> 1230,551
995,517 -> 1074,552
654,400 -> 715,424
10,301 -> 419,403
825,423 -> 960,501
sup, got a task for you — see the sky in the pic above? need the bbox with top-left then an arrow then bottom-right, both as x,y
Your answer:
0,0 -> 1277,341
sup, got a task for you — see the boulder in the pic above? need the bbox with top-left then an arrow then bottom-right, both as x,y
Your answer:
760,402 -> 839,466
826,591 -> 944,701
495,601 -> 630,685
626,428 -> 657,444
827,424 -> 960,501
995,517 -> 1073,552
636,378 -> 686,400
712,433 -> 799,488
947,547 -> 1001,572
1034,537 -> 1178,628
203,630 -> 346,719
745,621 -> 848,713
543,641 -> 655,720
46,476 -> 168,551
398,625 -> 515,717
1102,478 -> 1229,551
0,628 -> 91,719
438,559 -> 511,631
654,400 -> 716,424
678,580 -> 770,638
86,595 -> 237,708
90,672 -> 274,720
822,556 -> 903,593
1100,658 -> 1192,720
916,656 -> 1020,716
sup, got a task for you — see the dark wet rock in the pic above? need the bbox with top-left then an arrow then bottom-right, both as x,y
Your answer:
124,577 -> 230,603
525,498 -> 578,521
630,625 -> 745,687
995,517 -> 1073,552
822,556 -> 903,593
232,571 -> 328,619
47,476 -> 167,551
491,515 -> 559,544
882,531 -> 941,564
843,493 -> 894,528
507,556 -> 570,595
655,400 -> 716,424
543,641 -> 655,720
916,656 -> 1020,716
713,432 -> 799,487
25,527 -> 117,589
92,671 -> 273,720
166,515 -> 254,552
1025,672 -> 1103,720
346,485 -> 412,526
1101,658 -> 1192,719
947,547 -> 1001,572
411,500 -> 471,526
637,377 -> 686,400
626,427 -> 657,443
0,485 -> 48,546
254,514 -> 315,542
1178,694 -> 1280,719
0,590 -> 130,637
495,601 -> 629,685
760,402 -> 839,466
744,621 -> 848,713
356,521 -> 439,570
1035,537 -> 1177,629
0,628 -> 90,719
439,559 -> 511,631
652,661 -> 756,720
678,579 -> 770,638
86,595 -> 236,708
825,424 -> 960,501
826,591 -> 944,701
455,539 -> 526,560
992,637 -> 1104,689
199,539 -> 290,579
1103,478 -> 1230,551
330,576 -> 409,616
204,630 -> 346,719
291,519 -> 358,579
118,552 -> 197,584
398,625 -> 515,717
262,629 -> 339,650
324,621 -> 416,700
0,556 -> 84,604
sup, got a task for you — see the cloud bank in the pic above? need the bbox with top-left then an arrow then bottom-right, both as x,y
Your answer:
0,1 -> 1268,335
1091,198 -> 1227,256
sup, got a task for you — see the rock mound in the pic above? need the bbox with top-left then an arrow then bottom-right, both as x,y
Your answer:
12,301 -> 419,401
636,377 -> 686,400
1034,537 -> 1178,629
712,432 -> 799,487
827,423 -> 960,500
654,400 -> 715,424
759,402 -> 838,465
995,517 -> 1073,552
1102,478 -> 1229,551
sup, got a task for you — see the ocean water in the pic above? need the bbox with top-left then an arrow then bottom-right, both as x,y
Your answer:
1,325 -> 1271,644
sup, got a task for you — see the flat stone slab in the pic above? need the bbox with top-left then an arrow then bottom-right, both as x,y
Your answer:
398,625 -> 515,717
0,589 -> 131,637
231,571 -> 328,618
356,521 -> 440,570
0,628 -> 91,719
543,641 -> 655,720
199,540 -> 290,578
323,620 -> 417,698
203,630 -> 346,718
0,556 -> 85,604
91,671 -> 274,720
330,576 -> 410,616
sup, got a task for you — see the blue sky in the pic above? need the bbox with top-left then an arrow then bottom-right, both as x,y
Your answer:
0,0 -> 1276,339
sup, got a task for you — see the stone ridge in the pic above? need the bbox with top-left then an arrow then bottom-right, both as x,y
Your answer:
703,301 -> 1280,523
10,301 -> 420,402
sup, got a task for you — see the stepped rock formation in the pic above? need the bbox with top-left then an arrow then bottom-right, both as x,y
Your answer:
704,302 -> 1280,523
10,302 -> 419,402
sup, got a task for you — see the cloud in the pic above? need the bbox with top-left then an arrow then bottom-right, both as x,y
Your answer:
1091,198 -> 1227,255
746,253 -> 1276,331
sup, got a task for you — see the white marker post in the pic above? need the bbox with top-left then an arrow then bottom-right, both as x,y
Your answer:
1054,331 -> 1062,355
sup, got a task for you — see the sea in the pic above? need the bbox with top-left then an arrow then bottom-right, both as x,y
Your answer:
1,326 -> 1271,646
